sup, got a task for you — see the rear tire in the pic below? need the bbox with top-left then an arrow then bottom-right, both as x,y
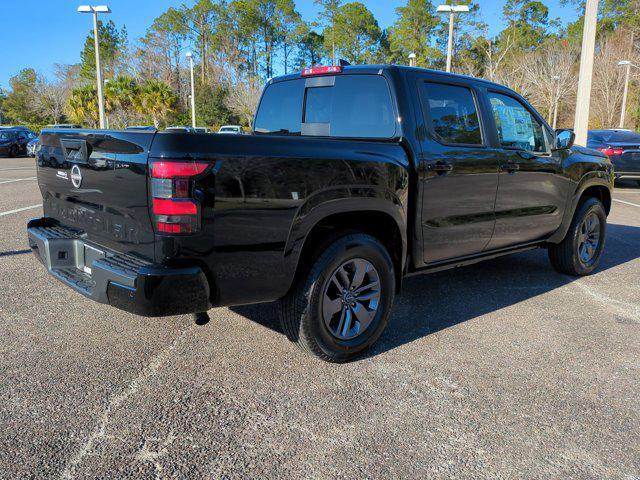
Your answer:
9,146 -> 18,158
278,233 -> 395,363
548,197 -> 606,276
636,179 -> 640,187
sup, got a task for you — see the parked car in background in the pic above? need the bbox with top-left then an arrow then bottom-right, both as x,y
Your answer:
46,124 -> 82,129
217,125 -> 243,134
126,126 -> 157,131
27,137 -> 39,157
194,127 -> 212,134
588,129 -> 640,185
0,127 -> 36,156
165,126 -> 197,133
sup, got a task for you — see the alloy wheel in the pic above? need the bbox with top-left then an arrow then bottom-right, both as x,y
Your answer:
321,258 -> 381,340
577,212 -> 601,264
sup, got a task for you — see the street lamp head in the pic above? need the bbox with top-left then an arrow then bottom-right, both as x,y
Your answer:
77,5 -> 111,13
437,4 -> 469,13
618,60 -> 631,66
185,51 -> 193,59
408,53 -> 416,59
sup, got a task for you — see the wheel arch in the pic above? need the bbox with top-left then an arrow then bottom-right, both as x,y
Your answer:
548,174 -> 612,244
284,198 -> 408,296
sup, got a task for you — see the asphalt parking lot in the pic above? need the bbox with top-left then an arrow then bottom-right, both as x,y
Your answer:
0,156 -> 638,479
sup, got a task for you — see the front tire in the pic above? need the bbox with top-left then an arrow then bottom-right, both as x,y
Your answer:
279,233 -> 395,362
548,197 -> 606,276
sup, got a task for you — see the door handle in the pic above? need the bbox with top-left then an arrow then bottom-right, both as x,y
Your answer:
427,162 -> 453,174
500,162 -> 520,173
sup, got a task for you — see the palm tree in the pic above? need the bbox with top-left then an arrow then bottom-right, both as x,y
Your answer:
135,79 -> 177,128
65,84 -> 99,127
104,75 -> 139,128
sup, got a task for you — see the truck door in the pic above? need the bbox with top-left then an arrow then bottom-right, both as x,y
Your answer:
414,78 -> 500,264
483,91 -> 566,250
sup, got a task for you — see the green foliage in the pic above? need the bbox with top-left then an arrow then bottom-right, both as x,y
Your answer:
315,0 -> 342,62
324,2 -> 385,64
79,20 -> 128,81
296,28 -> 325,68
499,0 -> 550,51
194,82 -> 237,127
136,80 -> 177,128
389,0 -> 441,67
2,69 -> 43,124
65,84 -> 99,128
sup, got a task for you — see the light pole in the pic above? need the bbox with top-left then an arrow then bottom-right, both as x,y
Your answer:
78,5 -> 110,129
437,4 -> 469,73
186,51 -> 196,129
408,53 -> 416,67
552,75 -> 560,130
103,78 -> 110,129
617,60 -> 637,129
573,0 -> 599,146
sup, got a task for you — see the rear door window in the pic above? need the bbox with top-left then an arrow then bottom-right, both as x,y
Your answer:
419,82 -> 483,145
487,92 -> 547,153
254,74 -> 396,138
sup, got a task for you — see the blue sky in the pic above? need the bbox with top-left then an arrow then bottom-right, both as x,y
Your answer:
0,0 -> 577,90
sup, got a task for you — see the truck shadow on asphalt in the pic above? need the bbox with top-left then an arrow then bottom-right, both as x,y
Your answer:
0,248 -> 32,258
230,223 -> 640,359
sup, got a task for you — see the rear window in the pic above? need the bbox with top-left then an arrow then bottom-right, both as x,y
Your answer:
254,80 -> 305,135
254,75 -> 396,138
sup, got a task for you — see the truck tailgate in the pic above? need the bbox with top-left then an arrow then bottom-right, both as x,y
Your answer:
37,129 -> 155,259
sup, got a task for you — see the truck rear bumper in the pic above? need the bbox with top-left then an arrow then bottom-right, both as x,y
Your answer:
27,218 -> 211,317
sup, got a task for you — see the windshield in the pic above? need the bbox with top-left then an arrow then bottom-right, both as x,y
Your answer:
0,132 -> 14,140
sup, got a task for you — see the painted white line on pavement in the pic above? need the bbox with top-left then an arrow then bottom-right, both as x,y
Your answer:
0,204 -> 42,217
613,198 -> 640,208
0,177 -> 36,185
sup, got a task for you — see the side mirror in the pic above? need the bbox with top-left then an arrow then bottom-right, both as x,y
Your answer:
554,129 -> 575,150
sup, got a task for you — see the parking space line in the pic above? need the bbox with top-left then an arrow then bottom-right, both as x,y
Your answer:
0,204 -> 42,217
0,177 -> 36,185
613,198 -> 640,208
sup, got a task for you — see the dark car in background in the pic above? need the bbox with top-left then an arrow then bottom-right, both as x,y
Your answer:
27,137 -> 39,157
0,128 -> 37,157
588,129 -> 640,185
46,124 -> 82,129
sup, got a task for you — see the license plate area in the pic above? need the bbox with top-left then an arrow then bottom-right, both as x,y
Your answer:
83,244 -> 105,274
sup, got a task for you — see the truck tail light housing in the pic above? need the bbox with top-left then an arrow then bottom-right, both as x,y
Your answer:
596,147 -> 624,156
149,161 -> 208,235
301,65 -> 342,76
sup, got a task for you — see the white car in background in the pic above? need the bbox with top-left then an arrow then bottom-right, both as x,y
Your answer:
218,125 -> 243,135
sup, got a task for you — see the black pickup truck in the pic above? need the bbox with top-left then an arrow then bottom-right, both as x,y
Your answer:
28,65 -> 613,362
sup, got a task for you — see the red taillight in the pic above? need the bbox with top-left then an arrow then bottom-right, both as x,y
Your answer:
149,160 -> 209,235
596,147 -> 624,156
301,65 -> 342,77
151,161 -> 208,178
152,198 -> 198,215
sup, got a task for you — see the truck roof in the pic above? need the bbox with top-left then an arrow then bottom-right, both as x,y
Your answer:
269,64 -> 508,90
